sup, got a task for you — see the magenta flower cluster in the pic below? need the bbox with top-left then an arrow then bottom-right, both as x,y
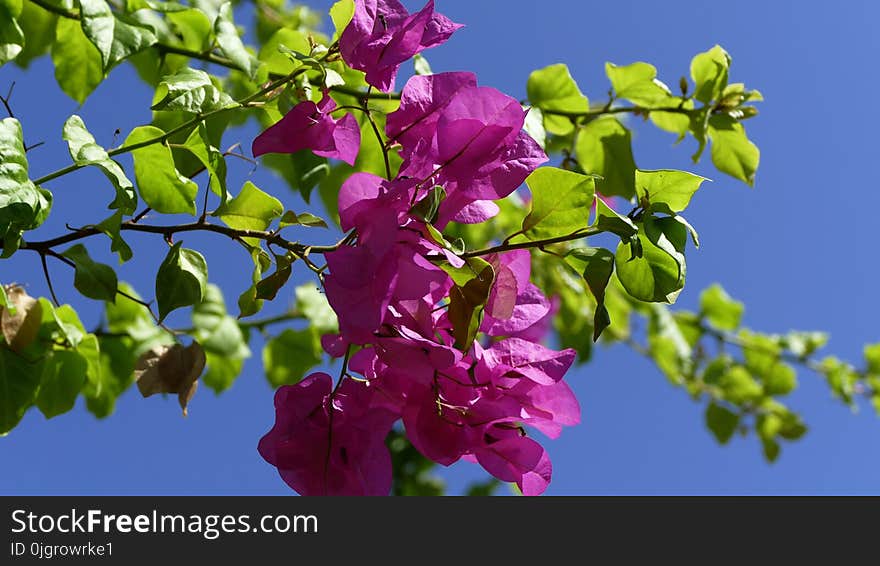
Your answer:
255,0 -> 580,495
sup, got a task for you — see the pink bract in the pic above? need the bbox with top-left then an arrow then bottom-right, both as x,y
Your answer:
252,93 -> 360,165
340,0 -> 463,92
257,7 -> 580,496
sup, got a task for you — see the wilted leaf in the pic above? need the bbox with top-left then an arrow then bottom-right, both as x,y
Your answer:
1,284 -> 42,352
134,341 -> 206,415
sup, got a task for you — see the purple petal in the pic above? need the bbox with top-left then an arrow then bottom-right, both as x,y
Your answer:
474,433 -> 552,496
387,72 -> 478,151
326,112 -> 361,165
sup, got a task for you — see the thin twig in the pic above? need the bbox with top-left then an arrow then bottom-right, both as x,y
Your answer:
39,253 -> 60,306
461,227 -> 601,258
0,82 -> 15,118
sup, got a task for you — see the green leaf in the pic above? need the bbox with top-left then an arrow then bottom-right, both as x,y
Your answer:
526,63 -> 589,135
634,169 -> 708,212
741,330 -> 780,376
521,167 -> 595,241
61,244 -> 118,302
125,125 -> 198,214
192,285 -> 250,392
62,115 -> 137,214
215,181 -> 283,233
777,410 -> 807,440
821,356 -> 859,404
14,0 -> 57,68
51,17 -> 103,103
0,117 -> 50,248
410,185 -> 445,224
329,0 -> 354,40
214,2 -> 259,79
203,351 -> 243,392
523,106 -> 546,150
646,203 -> 700,247
262,328 -> 321,387
76,333 -> 102,400
702,356 -> 730,385
708,114 -> 759,186
106,12 -> 157,70
434,256 -> 491,287
865,344 -> 880,375
565,248 -> 615,341
647,303 -> 693,383
782,331 -> 828,359
295,283 -> 337,332
413,53 -> 431,75
615,217 -> 687,304
700,283 -> 743,331
650,99 -> 694,139
51,303 -> 87,348
691,45 -> 731,104
181,122 -> 227,205
257,28 -> 310,76
575,117 -> 636,199
156,242 -> 208,321
255,252 -> 294,301
78,0 -> 114,70
151,67 -> 237,113
78,3 -> 155,70
605,61 -> 674,107
83,335 -> 136,418
705,402 -> 739,444
95,211 -> 133,263
0,0 -> 24,65
761,437 -> 780,463
261,150 -> 330,204
106,282 -> 173,354
593,197 -> 637,239
0,347 -> 44,434
36,350 -> 87,418
718,365 -> 763,404
166,8 -> 213,52
237,247 -> 271,318
763,362 -> 797,396
279,210 -> 328,229
448,263 -> 494,350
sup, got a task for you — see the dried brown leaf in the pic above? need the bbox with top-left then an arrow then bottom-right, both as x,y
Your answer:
1,285 -> 43,353
134,342 -> 206,416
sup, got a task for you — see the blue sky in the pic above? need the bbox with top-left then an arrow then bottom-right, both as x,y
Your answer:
2,0 -> 880,494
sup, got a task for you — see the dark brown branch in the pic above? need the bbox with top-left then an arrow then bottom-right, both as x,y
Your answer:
9,221 -> 343,259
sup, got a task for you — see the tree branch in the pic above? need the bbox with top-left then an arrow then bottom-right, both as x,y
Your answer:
461,227 -> 602,258
31,63 -> 309,186
14,220 -> 345,258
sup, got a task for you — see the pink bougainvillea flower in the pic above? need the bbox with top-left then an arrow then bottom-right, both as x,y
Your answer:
391,75 -> 548,225
340,0 -> 463,92
472,426 -> 553,496
477,337 -> 576,386
480,250 -> 552,337
252,93 -> 360,165
258,373 -> 398,495
258,27 -> 582,496
386,72 -> 478,151
323,216 -> 400,343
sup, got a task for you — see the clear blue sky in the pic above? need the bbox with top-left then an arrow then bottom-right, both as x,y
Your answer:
2,0 -> 880,494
